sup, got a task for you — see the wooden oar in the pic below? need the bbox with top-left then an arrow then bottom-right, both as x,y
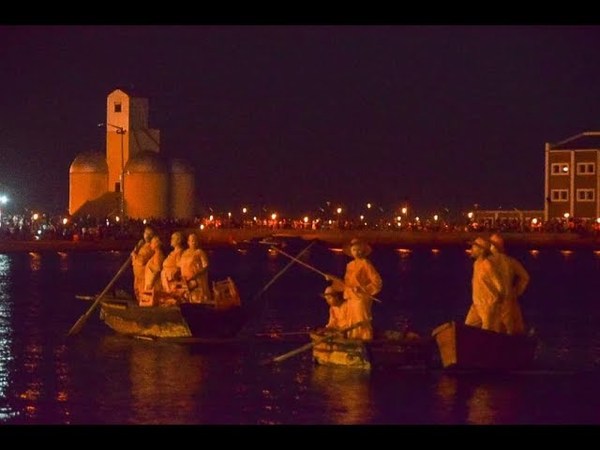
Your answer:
262,319 -> 371,365
270,246 -> 382,303
255,330 -> 312,338
67,249 -> 135,336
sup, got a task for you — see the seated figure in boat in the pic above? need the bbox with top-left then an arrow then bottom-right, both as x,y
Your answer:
178,232 -> 210,303
489,233 -> 530,335
324,238 -> 382,341
160,231 -> 186,299
465,237 -> 505,332
321,285 -> 348,330
141,235 -> 165,305
131,226 -> 155,302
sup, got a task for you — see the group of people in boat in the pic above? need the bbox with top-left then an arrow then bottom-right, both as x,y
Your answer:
320,233 -> 530,342
130,226 -> 210,306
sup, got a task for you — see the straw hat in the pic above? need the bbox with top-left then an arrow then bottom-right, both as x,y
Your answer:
320,286 -> 344,306
489,233 -> 505,251
468,236 -> 491,251
343,238 -> 372,257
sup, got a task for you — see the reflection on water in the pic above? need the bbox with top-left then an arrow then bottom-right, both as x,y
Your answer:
434,374 -> 520,424
128,340 -> 205,424
58,252 -> 70,273
96,336 -> 207,424
0,254 -> 17,421
311,365 -> 373,424
0,246 -> 599,424
28,252 -> 41,272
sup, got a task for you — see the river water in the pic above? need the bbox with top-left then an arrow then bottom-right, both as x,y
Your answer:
0,241 -> 599,424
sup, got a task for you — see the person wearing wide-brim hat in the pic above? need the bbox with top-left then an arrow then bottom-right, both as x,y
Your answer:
320,285 -> 348,331
464,236 -> 504,332
489,233 -> 530,335
324,238 -> 382,340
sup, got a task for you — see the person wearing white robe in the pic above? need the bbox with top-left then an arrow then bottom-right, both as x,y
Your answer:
489,233 -> 530,335
161,231 -> 185,294
178,233 -> 210,303
325,238 -> 382,341
131,226 -> 155,301
465,237 -> 504,332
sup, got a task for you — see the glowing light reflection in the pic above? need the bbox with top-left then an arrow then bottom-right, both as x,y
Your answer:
0,255 -> 18,420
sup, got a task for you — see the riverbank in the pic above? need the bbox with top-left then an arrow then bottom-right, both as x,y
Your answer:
1,229 -> 599,253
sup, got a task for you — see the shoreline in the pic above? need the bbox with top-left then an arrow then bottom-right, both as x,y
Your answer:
1,229 -> 599,253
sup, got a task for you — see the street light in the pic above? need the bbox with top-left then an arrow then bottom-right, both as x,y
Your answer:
99,122 -> 127,219
0,195 -> 8,227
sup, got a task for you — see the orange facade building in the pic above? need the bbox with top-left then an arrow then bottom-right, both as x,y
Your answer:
69,89 -> 195,220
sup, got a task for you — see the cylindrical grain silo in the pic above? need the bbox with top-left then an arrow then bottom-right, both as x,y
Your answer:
169,158 -> 195,219
124,150 -> 168,219
69,151 -> 108,215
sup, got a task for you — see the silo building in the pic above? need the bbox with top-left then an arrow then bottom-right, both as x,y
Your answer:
68,88 -> 196,220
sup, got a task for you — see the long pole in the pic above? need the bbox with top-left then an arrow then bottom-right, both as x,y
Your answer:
119,128 -> 125,219
251,240 -> 316,302
67,252 -> 133,336
270,246 -> 382,303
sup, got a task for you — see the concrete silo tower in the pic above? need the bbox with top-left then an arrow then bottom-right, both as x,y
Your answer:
69,151 -> 108,215
124,151 -> 169,220
169,158 -> 195,219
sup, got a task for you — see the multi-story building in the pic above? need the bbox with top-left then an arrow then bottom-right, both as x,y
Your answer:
544,131 -> 600,221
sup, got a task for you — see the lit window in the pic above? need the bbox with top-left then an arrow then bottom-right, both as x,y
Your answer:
576,162 -> 595,175
576,189 -> 595,202
114,102 -> 122,113
551,189 -> 569,202
551,163 -> 569,175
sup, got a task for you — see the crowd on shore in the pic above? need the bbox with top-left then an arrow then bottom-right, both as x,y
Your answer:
1,211 -> 600,244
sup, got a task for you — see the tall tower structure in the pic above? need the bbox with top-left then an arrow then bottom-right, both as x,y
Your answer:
70,88 -> 195,220
105,89 -> 161,203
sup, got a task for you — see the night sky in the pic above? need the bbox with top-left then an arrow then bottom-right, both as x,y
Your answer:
1,25 -> 600,218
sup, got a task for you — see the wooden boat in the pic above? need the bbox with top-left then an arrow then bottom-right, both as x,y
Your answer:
310,329 -> 435,370
99,277 -> 247,340
431,321 -> 538,371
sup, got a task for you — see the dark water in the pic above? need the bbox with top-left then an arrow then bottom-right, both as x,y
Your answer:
1,242 -> 600,424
